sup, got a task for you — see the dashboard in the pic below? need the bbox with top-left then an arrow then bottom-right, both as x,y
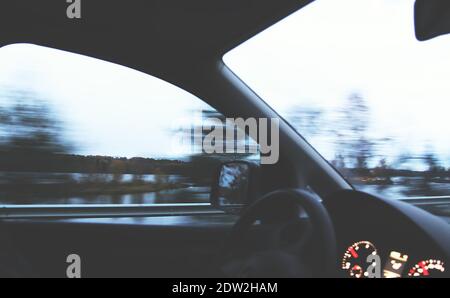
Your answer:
324,190 -> 450,278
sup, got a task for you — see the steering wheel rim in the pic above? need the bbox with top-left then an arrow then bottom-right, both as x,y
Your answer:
222,188 -> 338,277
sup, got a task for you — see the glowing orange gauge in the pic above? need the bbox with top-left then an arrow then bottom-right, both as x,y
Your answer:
341,241 -> 377,278
408,259 -> 445,277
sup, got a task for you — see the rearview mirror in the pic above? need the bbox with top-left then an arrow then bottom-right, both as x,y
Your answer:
415,0 -> 450,41
210,161 -> 259,214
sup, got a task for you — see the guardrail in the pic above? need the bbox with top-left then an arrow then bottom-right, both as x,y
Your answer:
0,203 -> 224,219
400,196 -> 450,206
0,196 -> 449,219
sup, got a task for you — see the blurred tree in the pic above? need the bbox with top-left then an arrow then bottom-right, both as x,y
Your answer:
286,106 -> 323,140
0,89 -> 72,192
423,147 -> 446,178
0,89 -> 70,155
334,93 -> 374,172
331,154 -> 346,170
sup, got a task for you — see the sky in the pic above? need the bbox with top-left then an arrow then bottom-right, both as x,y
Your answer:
0,44 -> 209,159
0,0 -> 449,169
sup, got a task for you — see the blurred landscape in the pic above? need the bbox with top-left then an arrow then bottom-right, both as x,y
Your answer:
0,88 -> 449,206
285,93 -> 450,200
0,88 -> 250,204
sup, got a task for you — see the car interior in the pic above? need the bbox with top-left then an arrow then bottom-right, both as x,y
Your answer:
0,0 -> 450,278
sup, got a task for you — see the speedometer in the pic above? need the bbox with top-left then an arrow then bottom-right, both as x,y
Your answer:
341,241 -> 378,278
408,259 -> 445,277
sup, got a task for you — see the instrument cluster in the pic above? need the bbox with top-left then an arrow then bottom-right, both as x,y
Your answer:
341,240 -> 445,278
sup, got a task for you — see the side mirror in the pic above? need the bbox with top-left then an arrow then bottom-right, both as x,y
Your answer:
415,0 -> 450,41
210,161 -> 259,214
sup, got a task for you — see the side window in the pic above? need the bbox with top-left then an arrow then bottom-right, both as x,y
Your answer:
0,44 -> 259,205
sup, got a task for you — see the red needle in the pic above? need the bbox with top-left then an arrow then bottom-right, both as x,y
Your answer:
349,247 -> 359,258
419,261 -> 429,276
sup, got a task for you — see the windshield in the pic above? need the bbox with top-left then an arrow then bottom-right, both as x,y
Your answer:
224,0 -> 450,200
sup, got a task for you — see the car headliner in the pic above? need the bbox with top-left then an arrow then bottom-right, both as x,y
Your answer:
0,0 -> 313,90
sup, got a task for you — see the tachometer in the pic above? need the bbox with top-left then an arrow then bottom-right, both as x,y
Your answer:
408,259 -> 445,277
342,241 -> 378,278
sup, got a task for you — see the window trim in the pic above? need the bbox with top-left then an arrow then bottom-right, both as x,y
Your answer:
0,203 -> 224,219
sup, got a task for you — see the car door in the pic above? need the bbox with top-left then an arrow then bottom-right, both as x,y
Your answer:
0,43 -> 258,277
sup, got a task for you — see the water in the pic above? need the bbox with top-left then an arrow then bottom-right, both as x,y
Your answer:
0,172 -> 211,205
38,186 -> 211,205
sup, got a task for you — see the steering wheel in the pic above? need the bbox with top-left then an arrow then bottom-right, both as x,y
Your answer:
221,189 -> 337,277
